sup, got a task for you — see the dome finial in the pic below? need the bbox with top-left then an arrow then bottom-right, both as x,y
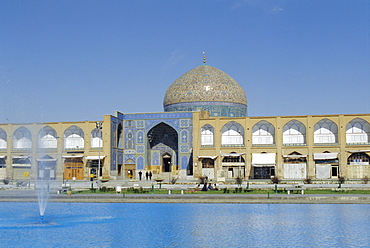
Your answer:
202,51 -> 206,64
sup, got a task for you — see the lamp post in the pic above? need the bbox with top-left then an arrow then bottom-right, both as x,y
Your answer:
56,136 -> 64,184
96,122 -> 102,190
239,150 -> 244,179
238,131 -> 243,179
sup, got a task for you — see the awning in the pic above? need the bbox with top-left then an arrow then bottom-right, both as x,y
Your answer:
346,150 -> 370,153
198,156 -> 217,159
313,153 -> 338,160
12,164 -> 31,167
62,155 -> 84,158
221,153 -> 245,157
86,156 -> 106,160
253,164 -> 276,167
11,156 -> 30,159
252,153 -> 276,166
283,154 -> 307,158
37,158 -> 57,162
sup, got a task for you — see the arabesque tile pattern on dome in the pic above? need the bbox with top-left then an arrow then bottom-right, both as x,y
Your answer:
163,64 -> 248,106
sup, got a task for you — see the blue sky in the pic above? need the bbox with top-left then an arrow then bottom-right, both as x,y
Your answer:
1,0 -> 369,123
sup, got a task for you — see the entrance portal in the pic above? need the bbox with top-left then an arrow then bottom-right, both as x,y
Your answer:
147,122 -> 178,174
163,154 -> 171,172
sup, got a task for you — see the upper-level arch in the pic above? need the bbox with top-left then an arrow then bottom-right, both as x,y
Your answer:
201,124 -> 214,146
283,120 -> 306,145
91,127 -> 103,148
346,118 -> 370,144
221,121 -> 244,146
64,125 -> 84,149
38,126 -> 57,149
0,128 -> 7,149
252,120 -> 275,145
314,119 -> 338,144
147,122 -> 178,151
13,126 -> 32,149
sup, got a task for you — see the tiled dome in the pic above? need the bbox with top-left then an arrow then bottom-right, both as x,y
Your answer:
163,64 -> 248,117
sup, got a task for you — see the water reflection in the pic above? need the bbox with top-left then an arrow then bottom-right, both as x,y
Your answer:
0,203 -> 369,247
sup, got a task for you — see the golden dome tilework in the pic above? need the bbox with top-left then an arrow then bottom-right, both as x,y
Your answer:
163,64 -> 248,106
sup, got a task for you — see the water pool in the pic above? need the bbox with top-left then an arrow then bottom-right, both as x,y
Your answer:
0,203 -> 369,247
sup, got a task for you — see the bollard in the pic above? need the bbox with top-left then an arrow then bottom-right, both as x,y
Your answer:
267,192 -> 270,199
168,189 -> 171,194
181,190 -> 184,194
151,184 -> 154,194
122,193 -> 126,198
275,184 -> 278,194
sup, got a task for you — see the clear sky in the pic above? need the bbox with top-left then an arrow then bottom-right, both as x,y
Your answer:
1,0 -> 369,123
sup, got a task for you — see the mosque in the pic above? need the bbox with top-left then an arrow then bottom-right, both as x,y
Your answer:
0,58 -> 369,183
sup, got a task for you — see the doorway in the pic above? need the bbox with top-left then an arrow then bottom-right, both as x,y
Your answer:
163,154 -> 172,172
64,158 -> 84,180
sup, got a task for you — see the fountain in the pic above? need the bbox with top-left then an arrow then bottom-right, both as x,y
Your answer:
35,160 -> 52,223
36,176 -> 50,222
37,178 -> 50,222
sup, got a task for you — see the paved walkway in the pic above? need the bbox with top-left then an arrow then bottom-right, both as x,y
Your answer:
1,189 -> 370,204
2,180 -> 370,204
3,179 -> 370,191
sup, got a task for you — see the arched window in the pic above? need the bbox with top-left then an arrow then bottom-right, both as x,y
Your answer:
0,128 -> 7,149
38,126 -> 57,149
125,129 -> 134,149
201,124 -> 214,146
283,120 -> 306,145
91,127 -> 103,148
181,130 -> 188,143
117,123 -> 122,148
137,130 -> 144,144
64,125 -> 84,149
314,119 -> 338,144
13,127 -> 32,149
252,121 -> 275,145
347,152 -> 370,164
221,121 -> 244,146
346,118 -> 370,144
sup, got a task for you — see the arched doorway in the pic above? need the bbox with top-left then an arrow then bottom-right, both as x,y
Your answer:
162,153 -> 172,172
147,122 -> 178,174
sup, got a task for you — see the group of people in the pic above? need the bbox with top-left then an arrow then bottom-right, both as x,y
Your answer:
195,183 -> 218,191
138,171 -> 153,180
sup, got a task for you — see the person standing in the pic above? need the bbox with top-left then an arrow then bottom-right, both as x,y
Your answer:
145,171 -> 149,180
149,171 -> 152,180
138,171 -> 142,180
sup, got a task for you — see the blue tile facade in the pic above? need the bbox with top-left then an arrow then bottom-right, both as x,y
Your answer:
113,112 -> 193,172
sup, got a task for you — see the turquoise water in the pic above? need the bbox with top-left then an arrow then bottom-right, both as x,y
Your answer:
0,203 -> 369,247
